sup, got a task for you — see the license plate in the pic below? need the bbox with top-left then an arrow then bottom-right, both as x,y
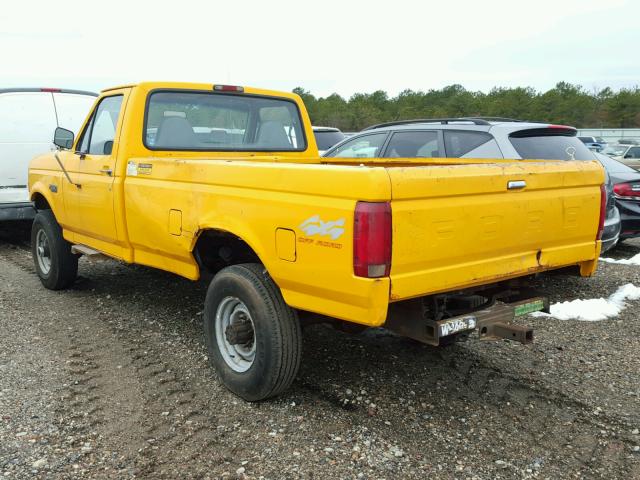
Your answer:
514,299 -> 545,317
439,315 -> 477,337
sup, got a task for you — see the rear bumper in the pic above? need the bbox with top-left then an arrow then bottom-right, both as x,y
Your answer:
385,292 -> 547,346
0,202 -> 36,221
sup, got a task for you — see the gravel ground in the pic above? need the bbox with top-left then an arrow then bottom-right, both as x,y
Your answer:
1,221 -> 639,479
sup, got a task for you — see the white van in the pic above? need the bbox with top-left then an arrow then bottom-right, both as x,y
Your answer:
0,88 -> 97,221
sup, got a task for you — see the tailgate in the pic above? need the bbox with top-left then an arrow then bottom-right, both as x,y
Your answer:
388,160 -> 604,300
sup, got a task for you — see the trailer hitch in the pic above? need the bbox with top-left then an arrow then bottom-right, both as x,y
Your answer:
385,295 -> 547,347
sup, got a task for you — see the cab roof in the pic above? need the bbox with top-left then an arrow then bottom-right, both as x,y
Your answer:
100,82 -> 301,101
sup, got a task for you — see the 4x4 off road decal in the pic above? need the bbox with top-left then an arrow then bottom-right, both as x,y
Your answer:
299,215 -> 345,240
298,215 -> 345,250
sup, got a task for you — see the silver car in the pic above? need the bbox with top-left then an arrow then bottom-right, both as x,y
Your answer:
323,117 -> 621,252
323,117 -> 597,162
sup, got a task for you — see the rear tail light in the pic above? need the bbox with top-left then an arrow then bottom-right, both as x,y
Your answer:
353,202 -> 392,278
597,184 -> 606,241
613,182 -> 640,200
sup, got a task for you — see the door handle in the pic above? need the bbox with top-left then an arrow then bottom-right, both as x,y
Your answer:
507,180 -> 526,190
99,168 -> 113,176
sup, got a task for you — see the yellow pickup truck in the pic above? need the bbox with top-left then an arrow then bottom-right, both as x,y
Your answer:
29,82 -> 606,400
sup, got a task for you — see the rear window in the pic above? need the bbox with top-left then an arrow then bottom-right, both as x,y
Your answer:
145,91 -> 306,151
314,130 -> 345,150
444,130 -> 493,157
509,129 -> 595,160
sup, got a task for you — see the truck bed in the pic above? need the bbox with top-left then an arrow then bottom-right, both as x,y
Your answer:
386,159 -> 603,300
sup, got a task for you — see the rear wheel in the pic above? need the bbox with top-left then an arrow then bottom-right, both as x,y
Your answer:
31,210 -> 78,290
203,263 -> 302,401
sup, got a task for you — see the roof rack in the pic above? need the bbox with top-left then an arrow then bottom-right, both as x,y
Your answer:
362,116 -> 530,131
464,116 -> 527,123
362,118 -> 491,130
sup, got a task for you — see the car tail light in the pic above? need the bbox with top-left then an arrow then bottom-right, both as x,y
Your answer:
613,182 -> 640,200
353,202 -> 391,278
213,85 -> 244,93
597,185 -> 606,241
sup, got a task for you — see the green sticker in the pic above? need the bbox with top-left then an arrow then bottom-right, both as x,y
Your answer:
515,300 -> 545,316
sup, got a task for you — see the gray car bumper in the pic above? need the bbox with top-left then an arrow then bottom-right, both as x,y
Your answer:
0,202 -> 36,221
601,207 -> 621,253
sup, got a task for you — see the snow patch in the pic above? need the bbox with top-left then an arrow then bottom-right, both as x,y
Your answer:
531,283 -> 640,321
600,253 -> 640,265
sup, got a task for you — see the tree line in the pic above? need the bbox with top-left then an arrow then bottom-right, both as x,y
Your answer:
293,82 -> 640,132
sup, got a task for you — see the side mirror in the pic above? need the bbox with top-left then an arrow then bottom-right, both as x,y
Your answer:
624,154 -> 632,159
103,140 -> 113,155
53,127 -> 74,150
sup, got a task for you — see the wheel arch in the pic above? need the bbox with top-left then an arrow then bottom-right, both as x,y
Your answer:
31,191 -> 52,211
192,225 -> 269,276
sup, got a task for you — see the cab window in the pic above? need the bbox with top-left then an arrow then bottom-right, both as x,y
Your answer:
326,133 -> 388,158
145,91 -> 306,151
77,95 -> 123,155
77,114 -> 94,153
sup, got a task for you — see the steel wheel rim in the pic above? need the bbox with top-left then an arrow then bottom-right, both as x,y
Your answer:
215,296 -> 256,372
35,229 -> 51,275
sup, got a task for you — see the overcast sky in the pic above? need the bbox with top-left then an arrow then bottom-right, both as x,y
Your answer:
1,0 -> 638,98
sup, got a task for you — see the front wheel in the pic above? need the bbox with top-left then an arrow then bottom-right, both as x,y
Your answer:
204,263 -> 302,401
31,210 -> 78,290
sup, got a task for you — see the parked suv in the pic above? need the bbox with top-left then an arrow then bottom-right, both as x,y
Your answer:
324,117 -> 599,161
324,117 -> 620,251
0,88 -> 97,221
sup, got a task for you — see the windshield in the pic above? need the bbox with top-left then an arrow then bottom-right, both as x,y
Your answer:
509,130 -> 595,160
602,145 -> 628,156
314,130 -> 345,150
145,91 -> 306,151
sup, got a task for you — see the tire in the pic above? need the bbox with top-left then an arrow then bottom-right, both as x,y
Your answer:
31,210 -> 78,290
203,263 -> 302,401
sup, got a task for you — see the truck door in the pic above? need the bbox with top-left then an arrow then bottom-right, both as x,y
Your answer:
63,92 -> 128,253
